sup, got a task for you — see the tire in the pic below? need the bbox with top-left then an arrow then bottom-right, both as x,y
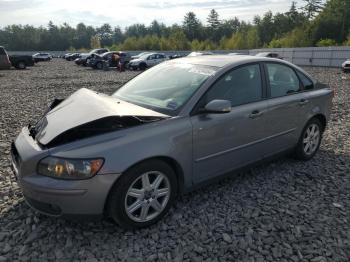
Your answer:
139,63 -> 147,70
96,62 -> 103,70
294,118 -> 323,161
107,160 -> 177,229
16,61 -> 26,70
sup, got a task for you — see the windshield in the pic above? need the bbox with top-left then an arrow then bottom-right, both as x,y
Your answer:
113,63 -> 217,115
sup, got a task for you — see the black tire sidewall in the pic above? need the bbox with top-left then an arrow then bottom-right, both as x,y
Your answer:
96,62 -> 103,69
107,160 -> 177,229
295,118 -> 323,160
139,63 -> 146,70
17,62 -> 26,69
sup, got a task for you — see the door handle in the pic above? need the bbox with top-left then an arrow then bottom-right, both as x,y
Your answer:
249,110 -> 263,119
299,99 -> 309,106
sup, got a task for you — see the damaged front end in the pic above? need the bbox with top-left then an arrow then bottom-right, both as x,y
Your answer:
37,115 -> 164,148
29,98 -> 64,139
28,88 -> 169,148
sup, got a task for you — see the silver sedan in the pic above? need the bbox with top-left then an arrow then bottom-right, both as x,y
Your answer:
11,55 -> 333,229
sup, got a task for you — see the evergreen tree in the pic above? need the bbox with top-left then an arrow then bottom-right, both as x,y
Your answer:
183,12 -> 202,41
302,0 -> 324,19
207,9 -> 221,42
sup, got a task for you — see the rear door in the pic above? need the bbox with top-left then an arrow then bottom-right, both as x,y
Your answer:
262,62 -> 309,156
191,63 -> 270,183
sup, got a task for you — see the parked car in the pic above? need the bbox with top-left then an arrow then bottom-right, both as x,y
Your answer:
131,52 -> 151,60
74,56 -> 88,66
0,46 -> 34,69
0,46 -> 11,69
88,51 -> 132,69
9,55 -> 35,69
78,48 -> 110,66
129,53 -> 168,70
66,53 -> 81,61
255,52 -> 283,59
187,51 -> 214,57
33,53 -> 52,62
62,53 -> 71,59
341,59 -> 350,72
90,48 -> 109,55
11,55 -> 333,229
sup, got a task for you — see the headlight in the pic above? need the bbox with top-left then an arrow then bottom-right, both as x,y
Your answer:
37,157 -> 104,180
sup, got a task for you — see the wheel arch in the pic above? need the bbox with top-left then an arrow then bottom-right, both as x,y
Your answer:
103,156 -> 185,214
311,113 -> 327,132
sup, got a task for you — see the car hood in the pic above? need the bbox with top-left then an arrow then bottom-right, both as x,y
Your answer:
32,88 -> 168,147
130,58 -> 142,63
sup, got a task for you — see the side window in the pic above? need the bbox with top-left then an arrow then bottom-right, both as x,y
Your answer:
204,64 -> 262,107
0,48 -> 5,55
297,71 -> 314,90
266,63 -> 300,98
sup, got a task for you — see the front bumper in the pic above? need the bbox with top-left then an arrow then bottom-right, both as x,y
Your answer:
12,127 -> 120,217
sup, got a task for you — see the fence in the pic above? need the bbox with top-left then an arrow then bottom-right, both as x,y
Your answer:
8,46 -> 350,68
249,46 -> 350,67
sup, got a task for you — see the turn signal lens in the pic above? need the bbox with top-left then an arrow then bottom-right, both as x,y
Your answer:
37,157 -> 104,180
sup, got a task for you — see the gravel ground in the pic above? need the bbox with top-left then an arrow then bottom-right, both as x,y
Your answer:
0,60 -> 350,262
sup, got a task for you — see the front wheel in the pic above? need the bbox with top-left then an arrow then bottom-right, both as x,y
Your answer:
107,160 -> 177,229
96,62 -> 103,70
294,118 -> 323,160
139,63 -> 147,70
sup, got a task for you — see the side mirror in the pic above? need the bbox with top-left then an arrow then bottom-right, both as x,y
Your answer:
202,100 -> 231,114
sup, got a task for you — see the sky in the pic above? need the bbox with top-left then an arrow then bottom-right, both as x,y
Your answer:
0,0 -> 304,28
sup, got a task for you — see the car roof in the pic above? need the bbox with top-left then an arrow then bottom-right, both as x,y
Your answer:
168,55 -> 287,68
255,52 -> 279,56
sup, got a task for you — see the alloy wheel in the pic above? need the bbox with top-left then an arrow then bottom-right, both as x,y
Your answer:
18,62 -> 25,69
303,123 -> 320,155
124,171 -> 170,222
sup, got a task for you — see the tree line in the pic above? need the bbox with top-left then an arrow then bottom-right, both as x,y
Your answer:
0,0 -> 349,51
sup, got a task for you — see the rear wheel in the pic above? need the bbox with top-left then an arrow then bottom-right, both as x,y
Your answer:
294,118 -> 323,160
16,61 -> 26,69
107,160 -> 177,229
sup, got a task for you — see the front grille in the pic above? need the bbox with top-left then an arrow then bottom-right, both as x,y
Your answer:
11,142 -> 21,166
345,64 -> 350,68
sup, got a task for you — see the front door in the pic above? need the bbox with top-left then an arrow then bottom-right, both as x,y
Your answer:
191,63 -> 269,183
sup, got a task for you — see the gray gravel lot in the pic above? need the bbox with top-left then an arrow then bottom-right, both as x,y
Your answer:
0,60 -> 350,262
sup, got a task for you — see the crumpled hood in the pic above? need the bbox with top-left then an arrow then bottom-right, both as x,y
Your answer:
33,88 -> 168,147
130,58 -> 142,64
